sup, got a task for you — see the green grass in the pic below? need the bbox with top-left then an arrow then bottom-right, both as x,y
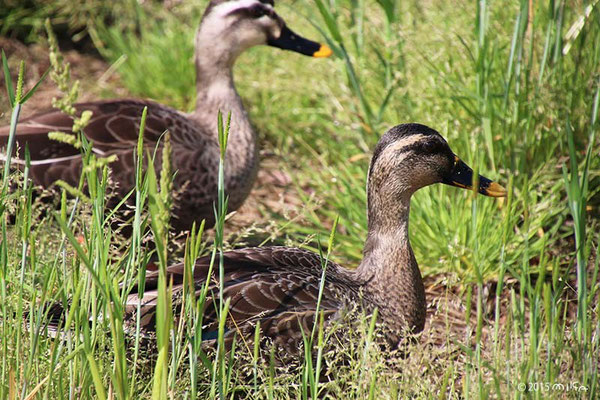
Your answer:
1,0 -> 599,398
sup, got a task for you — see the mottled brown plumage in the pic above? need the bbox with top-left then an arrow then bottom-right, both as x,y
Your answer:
126,123 -> 506,350
128,247 -> 353,350
0,0 -> 331,231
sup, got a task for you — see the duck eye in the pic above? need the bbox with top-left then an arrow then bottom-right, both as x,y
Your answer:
420,140 -> 439,154
452,155 -> 459,167
249,5 -> 267,18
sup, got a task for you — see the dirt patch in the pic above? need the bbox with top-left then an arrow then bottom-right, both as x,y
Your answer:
224,152 -> 305,238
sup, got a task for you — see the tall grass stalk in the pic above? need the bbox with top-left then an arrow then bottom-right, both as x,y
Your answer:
208,110 -> 233,399
127,106 -> 149,398
300,215 -> 338,400
0,43 -> 48,398
145,134 -> 173,399
562,80 -> 599,390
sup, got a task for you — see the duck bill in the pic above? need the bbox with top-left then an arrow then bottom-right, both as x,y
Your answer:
267,25 -> 332,57
442,156 -> 507,197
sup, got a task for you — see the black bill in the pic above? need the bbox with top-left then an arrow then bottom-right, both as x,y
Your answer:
442,156 -> 506,197
267,25 -> 332,57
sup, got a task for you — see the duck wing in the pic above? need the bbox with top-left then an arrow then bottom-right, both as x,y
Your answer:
0,99 -> 197,188
129,247 -> 353,350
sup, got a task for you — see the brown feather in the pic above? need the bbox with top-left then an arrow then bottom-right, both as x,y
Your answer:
126,247 -> 356,352
1,100 -> 223,230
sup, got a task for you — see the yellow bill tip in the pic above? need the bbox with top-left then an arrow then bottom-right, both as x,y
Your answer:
313,44 -> 332,58
485,181 -> 507,197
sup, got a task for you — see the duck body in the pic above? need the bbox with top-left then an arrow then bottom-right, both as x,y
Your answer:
2,97 -> 255,231
134,244 -> 421,350
0,0 -> 331,231
132,247 -> 360,350
126,123 -> 507,350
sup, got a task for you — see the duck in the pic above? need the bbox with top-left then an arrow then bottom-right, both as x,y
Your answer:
0,0 -> 332,232
127,123 -> 507,350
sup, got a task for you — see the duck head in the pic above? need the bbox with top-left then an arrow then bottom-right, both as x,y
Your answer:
366,123 -> 506,227
197,0 -> 332,66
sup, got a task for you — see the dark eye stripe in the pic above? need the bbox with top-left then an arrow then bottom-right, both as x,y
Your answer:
369,139 -> 449,177
368,123 -> 450,178
399,140 -> 447,155
205,0 -> 275,19
227,4 -> 274,19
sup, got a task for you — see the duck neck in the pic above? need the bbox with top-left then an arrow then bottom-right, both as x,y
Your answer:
355,190 -> 426,339
191,32 -> 258,202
